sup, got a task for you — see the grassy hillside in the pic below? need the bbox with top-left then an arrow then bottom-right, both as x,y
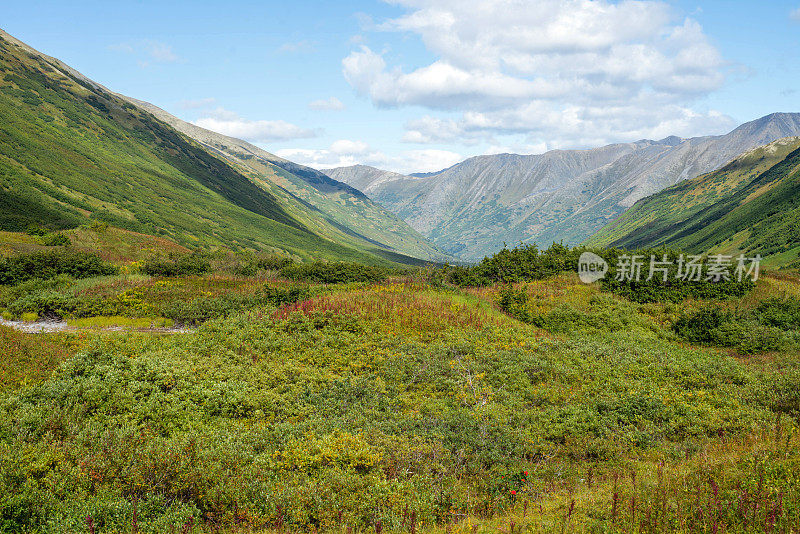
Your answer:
129,99 -> 449,263
587,137 -> 800,267
0,31 -> 434,266
0,227 -> 190,264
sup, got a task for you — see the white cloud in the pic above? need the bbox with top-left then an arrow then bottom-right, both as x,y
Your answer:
193,108 -> 316,142
344,0 -> 731,147
148,42 -> 178,62
404,101 -> 735,149
109,39 -> 180,67
329,139 -> 369,154
275,140 -> 462,174
792,7 -> 800,21
308,97 -> 346,111
396,149 -> 464,174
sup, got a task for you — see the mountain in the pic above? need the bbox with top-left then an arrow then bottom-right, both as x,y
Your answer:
124,100 -> 447,263
0,29 -> 445,265
587,136 -> 800,267
326,113 -> 800,260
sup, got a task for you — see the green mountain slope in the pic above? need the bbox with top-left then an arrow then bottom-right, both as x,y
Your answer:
586,137 -> 800,266
127,99 -> 448,262
0,30 -> 442,265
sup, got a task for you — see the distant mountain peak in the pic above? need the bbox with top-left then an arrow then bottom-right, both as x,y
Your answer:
327,113 -> 800,260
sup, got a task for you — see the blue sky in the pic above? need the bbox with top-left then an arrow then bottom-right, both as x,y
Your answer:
3,1 -> 800,173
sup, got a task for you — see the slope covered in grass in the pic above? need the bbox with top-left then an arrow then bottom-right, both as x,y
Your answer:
587,137 -> 800,267
0,30 -> 436,265
130,99 -> 448,263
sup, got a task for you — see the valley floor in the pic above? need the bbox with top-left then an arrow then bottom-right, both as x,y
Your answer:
1,251 -> 798,533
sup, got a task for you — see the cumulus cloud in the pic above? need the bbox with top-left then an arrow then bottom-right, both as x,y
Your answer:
792,7 -> 800,21
394,149 -> 464,174
344,0 -> 731,147
109,39 -> 180,67
276,140 -> 462,174
193,108 -> 317,142
404,100 -> 735,149
308,97 -> 346,111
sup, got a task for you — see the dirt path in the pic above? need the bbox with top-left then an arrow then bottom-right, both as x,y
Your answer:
0,318 -> 192,334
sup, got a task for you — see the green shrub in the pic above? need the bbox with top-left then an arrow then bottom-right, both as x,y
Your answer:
439,243 -> 596,287
259,284 -> 312,307
602,277 -> 755,304
737,325 -> 787,354
40,233 -> 71,246
24,224 -> 48,236
257,255 -> 295,271
231,261 -> 258,277
160,284 -> 311,326
279,261 -> 388,284
753,298 -> 800,330
497,287 -> 529,322
673,306 -> 788,354
7,289 -> 81,319
0,250 -> 117,285
673,306 -> 733,344
142,252 -> 211,277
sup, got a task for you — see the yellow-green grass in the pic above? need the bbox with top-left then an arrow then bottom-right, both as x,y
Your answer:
0,230 -> 47,257
0,326 -> 75,391
64,226 -> 190,263
215,421 -> 798,533
0,263 -> 798,532
67,315 -> 174,329
275,281 -> 508,333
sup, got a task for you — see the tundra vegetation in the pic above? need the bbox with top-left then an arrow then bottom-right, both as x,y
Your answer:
0,239 -> 798,533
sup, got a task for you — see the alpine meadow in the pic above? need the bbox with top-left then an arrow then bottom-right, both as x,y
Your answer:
1,2 -> 800,534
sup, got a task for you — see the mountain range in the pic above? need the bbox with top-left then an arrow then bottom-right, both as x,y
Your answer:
2,26 -> 799,268
0,29 -> 446,265
325,113 -> 800,260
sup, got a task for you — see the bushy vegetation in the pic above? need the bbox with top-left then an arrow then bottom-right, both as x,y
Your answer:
0,239 -> 796,532
279,260 -> 390,284
753,297 -> 800,330
437,244 -> 755,307
0,276 -> 312,325
141,252 -> 212,277
673,298 -> 800,354
228,254 -> 295,276
436,243 -> 588,286
0,250 -> 117,285
601,276 -> 755,304
2,290 -> 793,532
497,284 -> 656,335
40,233 -> 71,247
